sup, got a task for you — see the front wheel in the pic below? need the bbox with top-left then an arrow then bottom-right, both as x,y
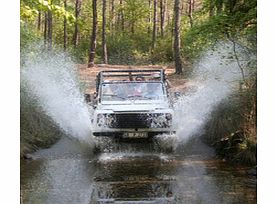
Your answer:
153,133 -> 177,153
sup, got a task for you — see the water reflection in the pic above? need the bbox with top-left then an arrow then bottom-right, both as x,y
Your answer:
91,152 -> 175,203
21,138 -> 256,204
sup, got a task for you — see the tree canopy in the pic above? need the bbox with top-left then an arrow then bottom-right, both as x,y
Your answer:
21,0 -> 257,72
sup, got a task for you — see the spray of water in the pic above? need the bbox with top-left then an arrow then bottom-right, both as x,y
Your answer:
21,42 -> 254,151
173,42 -> 254,143
21,46 -> 94,145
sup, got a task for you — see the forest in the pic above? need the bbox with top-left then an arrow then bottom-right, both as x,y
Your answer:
20,0 -> 257,165
21,0 -> 256,69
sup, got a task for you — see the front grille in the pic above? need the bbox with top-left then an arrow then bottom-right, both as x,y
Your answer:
96,113 -> 172,129
110,113 -> 151,128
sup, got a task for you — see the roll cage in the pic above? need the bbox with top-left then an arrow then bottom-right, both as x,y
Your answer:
95,69 -> 166,95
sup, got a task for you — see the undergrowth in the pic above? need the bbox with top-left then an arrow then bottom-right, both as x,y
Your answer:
203,78 -> 256,166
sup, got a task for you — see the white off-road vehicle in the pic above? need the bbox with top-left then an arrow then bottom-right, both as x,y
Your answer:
89,69 -> 176,139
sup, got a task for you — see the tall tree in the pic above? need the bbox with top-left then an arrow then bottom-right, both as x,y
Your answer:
73,0 -> 82,47
152,0 -> 157,51
216,0 -> 223,14
148,0 -> 152,34
88,0 -> 98,68
102,0 -> 108,64
109,0 -> 115,35
44,12 -> 48,46
119,0 -> 124,31
47,0 -> 53,50
174,0 -> 182,74
63,0 -> 67,51
209,0 -> 215,16
37,11 -> 41,31
188,0 -> 193,27
160,0 -> 166,37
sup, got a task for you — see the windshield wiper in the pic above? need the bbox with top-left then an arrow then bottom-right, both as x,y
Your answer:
127,95 -> 153,100
103,94 -> 126,100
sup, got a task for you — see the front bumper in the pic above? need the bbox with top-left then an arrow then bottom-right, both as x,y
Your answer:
92,131 -> 175,137
91,111 -> 175,137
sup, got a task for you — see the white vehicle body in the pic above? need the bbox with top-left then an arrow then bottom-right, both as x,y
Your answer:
90,70 -> 175,138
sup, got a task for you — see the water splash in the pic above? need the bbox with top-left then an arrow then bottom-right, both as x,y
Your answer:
173,42 -> 254,143
21,47 -> 94,144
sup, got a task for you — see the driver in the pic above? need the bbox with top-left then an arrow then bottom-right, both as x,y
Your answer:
107,84 -> 126,99
144,83 -> 160,99
126,83 -> 143,97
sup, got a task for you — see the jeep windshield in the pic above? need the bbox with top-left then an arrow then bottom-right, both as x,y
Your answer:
101,82 -> 165,102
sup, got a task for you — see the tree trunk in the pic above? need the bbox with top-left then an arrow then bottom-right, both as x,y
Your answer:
37,11 -> 41,31
73,0 -> 82,47
167,0 -> 171,27
209,1 -> 215,16
131,22 -> 135,34
47,4 -> 53,50
227,0 -> 237,13
63,0 -> 67,51
174,0 -> 182,74
88,0 -> 98,68
148,0 -> 152,34
110,0 -> 115,35
119,0 -> 124,31
152,0 -> 157,51
216,0 -> 223,14
160,0 -> 166,37
188,0 -> 193,28
44,12 -> 48,46
102,0 -> 108,64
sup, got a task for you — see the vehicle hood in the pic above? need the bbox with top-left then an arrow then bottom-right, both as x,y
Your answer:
98,101 -> 170,112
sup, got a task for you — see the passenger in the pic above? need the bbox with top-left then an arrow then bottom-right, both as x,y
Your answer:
134,83 -> 143,95
135,75 -> 145,81
125,83 -> 143,97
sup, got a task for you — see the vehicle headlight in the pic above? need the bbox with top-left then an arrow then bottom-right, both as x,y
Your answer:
151,113 -> 172,128
105,115 -> 114,126
97,114 -> 106,127
156,115 -> 167,124
97,114 -> 114,127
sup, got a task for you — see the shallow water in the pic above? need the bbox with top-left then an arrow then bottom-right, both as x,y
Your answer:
21,137 -> 256,204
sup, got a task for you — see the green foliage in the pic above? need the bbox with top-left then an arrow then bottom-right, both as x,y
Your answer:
20,0 -> 257,64
183,15 -> 228,59
203,75 -> 257,166
106,33 -> 136,65
183,0 -> 257,60
20,23 -> 43,66
20,0 -> 76,24
21,5 -> 39,21
151,37 -> 174,63
120,0 -> 150,32
20,88 -> 62,157
105,31 -> 174,65
69,40 -> 91,63
20,23 -> 42,49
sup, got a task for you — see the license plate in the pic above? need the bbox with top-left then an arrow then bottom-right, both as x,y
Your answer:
123,132 -> 148,138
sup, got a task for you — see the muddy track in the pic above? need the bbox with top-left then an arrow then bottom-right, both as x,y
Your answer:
20,137 -> 256,203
